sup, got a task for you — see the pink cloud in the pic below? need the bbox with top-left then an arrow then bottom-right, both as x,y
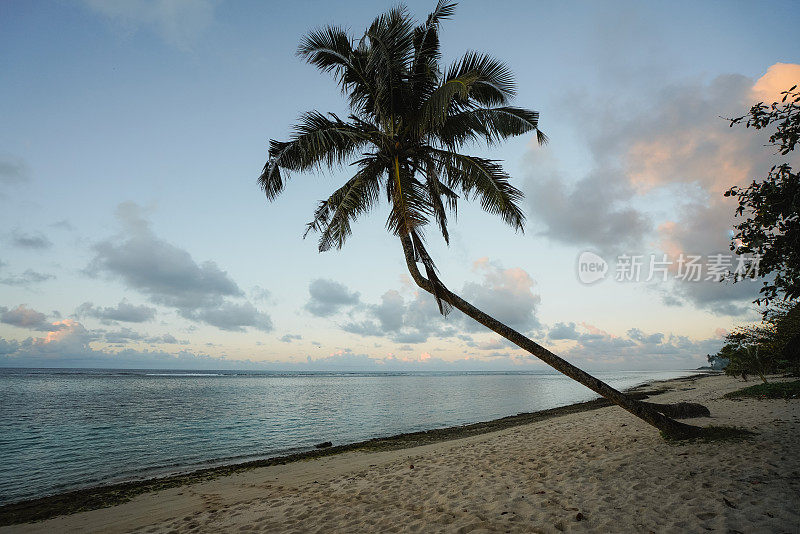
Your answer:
627,63 -> 799,195
472,257 -> 536,295
43,320 -> 83,344
579,322 -> 608,336
750,63 -> 800,103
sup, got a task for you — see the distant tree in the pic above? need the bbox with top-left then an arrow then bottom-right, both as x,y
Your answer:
725,87 -> 800,304
706,352 -> 730,371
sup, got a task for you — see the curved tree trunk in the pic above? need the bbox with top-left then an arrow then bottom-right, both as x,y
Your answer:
399,234 -> 701,439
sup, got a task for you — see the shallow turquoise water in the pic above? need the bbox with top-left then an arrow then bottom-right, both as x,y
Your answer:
0,368 -> 695,504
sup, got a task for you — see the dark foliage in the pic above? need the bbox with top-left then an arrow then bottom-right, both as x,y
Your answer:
724,380 -> 800,399
726,87 -> 800,303
714,300 -> 800,380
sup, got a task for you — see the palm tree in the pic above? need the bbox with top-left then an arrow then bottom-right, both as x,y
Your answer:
260,2 -> 702,438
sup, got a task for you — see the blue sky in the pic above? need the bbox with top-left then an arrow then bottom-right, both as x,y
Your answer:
1,0 -> 798,370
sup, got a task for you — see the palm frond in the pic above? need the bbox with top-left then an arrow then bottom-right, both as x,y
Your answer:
437,106 -> 546,147
307,158 -> 385,251
445,51 -> 516,107
414,72 -> 479,134
363,5 -> 416,121
432,149 -> 526,231
297,26 -> 380,118
422,157 -> 453,243
259,112 -> 373,199
409,229 -> 453,315
297,25 -> 354,75
408,1 -> 457,104
386,161 -> 432,237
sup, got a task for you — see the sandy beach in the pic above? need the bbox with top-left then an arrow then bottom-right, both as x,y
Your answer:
3,374 -> 798,533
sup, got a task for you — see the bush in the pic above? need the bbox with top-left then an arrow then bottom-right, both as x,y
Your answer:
715,301 -> 800,380
724,380 -> 800,399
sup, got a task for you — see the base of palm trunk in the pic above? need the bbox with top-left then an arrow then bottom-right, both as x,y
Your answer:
659,420 -> 704,440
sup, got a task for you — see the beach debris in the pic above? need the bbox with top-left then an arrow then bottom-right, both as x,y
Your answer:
314,441 -> 332,449
575,512 -> 585,521
409,464 -> 414,469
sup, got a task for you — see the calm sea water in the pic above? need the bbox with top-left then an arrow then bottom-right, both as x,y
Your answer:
0,368 -> 696,505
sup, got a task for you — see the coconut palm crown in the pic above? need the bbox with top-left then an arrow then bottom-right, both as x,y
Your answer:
259,1 -> 546,313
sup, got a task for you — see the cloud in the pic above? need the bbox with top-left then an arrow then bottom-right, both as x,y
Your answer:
0,323 -> 528,371
548,322 -> 580,340
304,279 -> 360,317
93,327 -> 187,345
88,202 -> 272,332
287,349 -> 532,372
342,289 -> 453,344
526,154 -> 651,254
0,339 -> 20,355
526,63 -> 800,315
188,301 -> 273,332
626,328 -> 664,345
146,333 -> 185,344
280,334 -> 302,343
341,258 -> 540,343
10,229 -> 52,249
101,326 -> 143,344
49,219 -> 75,231
0,269 -> 55,287
0,305 -> 54,331
460,258 -> 541,333
750,62 -> 800,103
549,322 -> 724,369
470,338 -> 506,351
88,204 -> 241,309
0,317 -> 718,371
82,0 -> 216,50
0,158 -> 28,187
0,319 -> 220,369
250,286 -> 272,303
75,300 -> 157,324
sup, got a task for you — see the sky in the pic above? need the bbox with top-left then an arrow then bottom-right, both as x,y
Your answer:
1,0 -> 799,371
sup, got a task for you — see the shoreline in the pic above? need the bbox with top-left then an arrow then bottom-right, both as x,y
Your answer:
0,371 -> 716,526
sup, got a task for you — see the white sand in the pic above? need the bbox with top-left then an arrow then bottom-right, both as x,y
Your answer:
5,374 -> 799,533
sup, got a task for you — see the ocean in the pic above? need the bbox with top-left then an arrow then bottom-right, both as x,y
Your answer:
0,368 -> 696,505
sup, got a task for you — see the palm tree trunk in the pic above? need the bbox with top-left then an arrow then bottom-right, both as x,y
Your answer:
399,234 -> 701,439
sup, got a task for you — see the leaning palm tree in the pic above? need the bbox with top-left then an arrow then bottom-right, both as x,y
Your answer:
260,2 -> 702,438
